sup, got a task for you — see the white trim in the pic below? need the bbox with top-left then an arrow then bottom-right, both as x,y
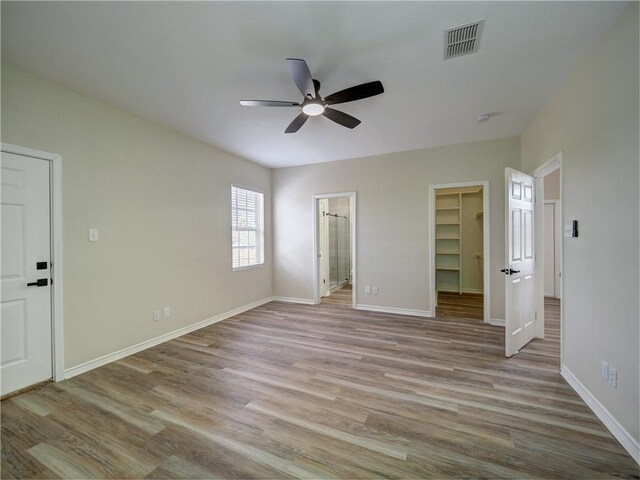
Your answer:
356,304 -> 432,318
312,192 -> 357,309
489,318 -> 505,326
65,297 -> 273,379
561,366 -> 640,465
429,180 -> 490,324
462,288 -> 484,294
532,152 -> 563,178
271,296 -> 315,305
1,143 -> 65,382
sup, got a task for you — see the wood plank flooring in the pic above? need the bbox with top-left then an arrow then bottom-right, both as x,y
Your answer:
2,298 -> 638,479
436,291 -> 484,320
321,284 -> 352,306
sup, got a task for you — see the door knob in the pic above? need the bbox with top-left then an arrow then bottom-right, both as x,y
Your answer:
500,268 -> 521,275
26,278 -> 48,287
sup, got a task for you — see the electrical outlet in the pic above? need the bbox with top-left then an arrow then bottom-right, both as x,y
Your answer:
163,307 -> 171,319
88,228 -> 99,242
372,287 -> 379,295
153,310 -> 161,322
365,286 -> 371,294
608,367 -> 617,388
601,361 -> 609,380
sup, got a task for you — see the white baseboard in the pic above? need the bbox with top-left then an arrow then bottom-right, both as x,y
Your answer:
356,304 -> 432,318
561,366 -> 639,465
271,296 -> 315,305
64,297 -> 273,379
462,288 -> 484,294
489,318 -> 505,326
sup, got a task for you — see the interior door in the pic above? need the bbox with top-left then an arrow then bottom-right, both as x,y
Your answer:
504,168 -> 536,357
318,198 -> 329,298
1,152 -> 53,396
543,202 -> 555,296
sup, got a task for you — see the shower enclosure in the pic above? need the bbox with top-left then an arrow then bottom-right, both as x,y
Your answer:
327,213 -> 350,289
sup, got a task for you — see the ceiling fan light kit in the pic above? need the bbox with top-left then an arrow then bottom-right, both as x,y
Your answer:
240,58 -> 384,133
302,101 -> 325,116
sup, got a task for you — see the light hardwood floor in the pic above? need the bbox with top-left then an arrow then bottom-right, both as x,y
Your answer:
2,297 -> 637,479
321,284 -> 352,306
436,292 -> 484,320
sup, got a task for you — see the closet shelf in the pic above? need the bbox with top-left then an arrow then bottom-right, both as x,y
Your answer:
436,207 -> 460,211
436,251 -> 460,255
436,235 -> 460,240
436,222 -> 460,226
436,267 -> 460,271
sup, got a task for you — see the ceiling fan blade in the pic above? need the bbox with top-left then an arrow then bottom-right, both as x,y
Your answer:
240,100 -> 299,107
324,81 -> 384,105
286,58 -> 315,99
285,113 -> 309,133
322,108 -> 361,129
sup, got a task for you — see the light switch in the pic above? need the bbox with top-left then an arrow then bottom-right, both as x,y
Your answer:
564,220 -> 578,238
88,228 -> 99,242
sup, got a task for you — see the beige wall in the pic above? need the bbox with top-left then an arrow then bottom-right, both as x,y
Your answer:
328,197 -> 350,218
543,169 -> 560,200
1,65 -> 273,369
273,137 -> 520,318
521,4 -> 639,443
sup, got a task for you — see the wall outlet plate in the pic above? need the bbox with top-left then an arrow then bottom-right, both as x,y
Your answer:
601,361 -> 609,380
364,286 -> 371,294
608,367 -> 617,388
153,310 -> 161,322
163,307 -> 171,319
372,287 -> 379,295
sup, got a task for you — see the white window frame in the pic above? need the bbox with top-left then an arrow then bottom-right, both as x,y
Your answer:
231,185 -> 265,270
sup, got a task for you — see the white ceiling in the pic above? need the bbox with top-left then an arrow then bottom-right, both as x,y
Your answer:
1,2 -> 626,168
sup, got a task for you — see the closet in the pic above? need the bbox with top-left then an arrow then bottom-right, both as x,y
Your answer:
435,187 -> 483,297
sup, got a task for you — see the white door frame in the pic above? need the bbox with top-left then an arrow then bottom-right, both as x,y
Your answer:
532,151 -> 563,363
1,143 -> 64,382
312,192 -> 356,308
428,181 -> 490,323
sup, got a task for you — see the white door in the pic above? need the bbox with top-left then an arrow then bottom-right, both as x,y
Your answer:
1,152 -> 53,395
543,202 -> 555,297
318,199 -> 329,298
504,168 -> 536,357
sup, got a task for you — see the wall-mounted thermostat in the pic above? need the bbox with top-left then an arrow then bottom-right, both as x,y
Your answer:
564,220 -> 578,238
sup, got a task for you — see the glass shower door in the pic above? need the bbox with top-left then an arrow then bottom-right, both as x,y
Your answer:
328,214 -> 350,289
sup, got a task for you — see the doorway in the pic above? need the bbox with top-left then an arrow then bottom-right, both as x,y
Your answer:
429,181 -> 490,323
313,192 -> 356,308
1,144 -> 64,397
533,153 -> 563,363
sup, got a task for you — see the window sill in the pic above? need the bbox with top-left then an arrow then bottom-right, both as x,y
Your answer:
232,263 -> 265,272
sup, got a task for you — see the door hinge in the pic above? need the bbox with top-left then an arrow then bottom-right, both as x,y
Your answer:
323,279 -> 325,284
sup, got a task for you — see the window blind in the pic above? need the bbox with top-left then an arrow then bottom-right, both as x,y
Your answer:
231,185 -> 264,269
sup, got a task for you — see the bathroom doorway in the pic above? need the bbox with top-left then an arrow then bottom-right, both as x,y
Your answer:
313,193 -> 355,308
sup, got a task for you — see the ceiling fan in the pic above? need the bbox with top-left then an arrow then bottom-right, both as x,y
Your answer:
240,58 -> 384,133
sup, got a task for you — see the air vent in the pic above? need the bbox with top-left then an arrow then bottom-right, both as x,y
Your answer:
444,20 -> 485,60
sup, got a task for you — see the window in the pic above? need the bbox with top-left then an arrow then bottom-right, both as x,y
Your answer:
231,185 -> 264,269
